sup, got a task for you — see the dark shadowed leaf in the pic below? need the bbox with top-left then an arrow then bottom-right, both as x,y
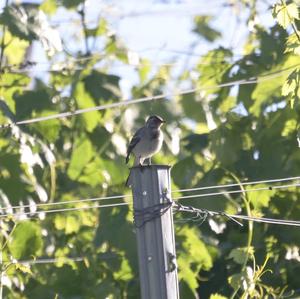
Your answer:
83,70 -> 121,102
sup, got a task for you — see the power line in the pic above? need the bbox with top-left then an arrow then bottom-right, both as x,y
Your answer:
227,214 -> 300,227
174,203 -> 300,227
1,189 -> 300,228
1,63 -> 298,128
173,175 -> 300,194
0,202 -> 129,219
0,194 -> 130,212
1,175 -> 299,214
1,182 -> 299,220
1,254 -> 121,265
173,182 -> 300,201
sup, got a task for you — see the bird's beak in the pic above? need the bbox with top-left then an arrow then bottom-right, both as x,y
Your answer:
161,120 -> 166,124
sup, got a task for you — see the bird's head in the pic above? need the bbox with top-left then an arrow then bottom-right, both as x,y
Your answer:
146,115 -> 165,129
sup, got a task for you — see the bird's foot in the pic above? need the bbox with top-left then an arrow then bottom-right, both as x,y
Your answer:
139,163 -> 145,172
144,158 -> 151,166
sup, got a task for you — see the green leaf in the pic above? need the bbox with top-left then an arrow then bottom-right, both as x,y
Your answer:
40,0 -> 57,14
86,18 -> 109,37
285,33 -> 300,55
60,0 -> 83,9
78,157 -> 105,187
183,133 -> 209,153
229,247 -> 254,265
14,89 -> 53,120
193,15 -> 221,42
15,263 -> 33,274
210,126 -> 242,166
210,294 -> 228,299
33,110 -> 61,142
54,214 -> 81,234
273,3 -> 299,29
74,82 -> 101,132
282,69 -> 300,96
228,273 -> 244,289
180,93 -> 206,121
0,153 -> 27,204
0,4 -> 61,55
0,5 -> 39,41
138,59 -> 151,83
67,137 -> 94,180
9,222 -> 43,260
83,70 -> 121,102
113,258 -> 133,281
172,157 -> 201,188
177,226 -> 213,293
247,185 -> 275,209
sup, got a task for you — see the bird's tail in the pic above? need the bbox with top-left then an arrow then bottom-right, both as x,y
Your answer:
125,170 -> 132,187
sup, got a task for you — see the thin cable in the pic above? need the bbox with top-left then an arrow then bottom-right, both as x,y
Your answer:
14,257 -> 84,265
0,202 -> 129,219
227,214 -> 300,226
1,176 -> 299,213
174,183 -> 300,201
0,194 -> 130,212
172,175 -> 300,194
173,203 -> 300,227
1,63 -> 298,128
2,254 -> 120,265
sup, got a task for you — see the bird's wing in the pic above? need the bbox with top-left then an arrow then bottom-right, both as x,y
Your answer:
126,127 -> 143,164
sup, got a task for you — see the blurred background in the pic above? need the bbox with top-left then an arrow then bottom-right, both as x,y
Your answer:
0,0 -> 299,298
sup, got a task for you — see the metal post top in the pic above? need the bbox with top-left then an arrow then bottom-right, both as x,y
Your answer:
130,164 -> 171,171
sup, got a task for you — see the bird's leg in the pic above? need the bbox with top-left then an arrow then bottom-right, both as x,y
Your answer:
139,157 -> 145,172
144,158 -> 151,166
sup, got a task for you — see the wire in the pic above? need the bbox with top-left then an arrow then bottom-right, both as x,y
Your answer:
1,63 -> 298,128
173,203 -> 300,227
227,214 -> 300,227
1,175 -> 299,214
174,183 -> 300,201
2,253 -> 121,265
0,202 -> 129,219
172,175 -> 300,194
0,194 -> 130,212
0,184 -> 299,228
14,257 -> 85,265
1,182 -> 298,220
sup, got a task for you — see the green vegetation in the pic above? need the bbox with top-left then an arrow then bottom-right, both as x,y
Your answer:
0,0 -> 299,298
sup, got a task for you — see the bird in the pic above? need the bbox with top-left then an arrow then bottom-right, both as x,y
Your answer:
126,115 -> 165,166
125,115 -> 165,186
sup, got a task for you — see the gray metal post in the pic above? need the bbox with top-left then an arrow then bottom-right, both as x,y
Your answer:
130,165 -> 179,299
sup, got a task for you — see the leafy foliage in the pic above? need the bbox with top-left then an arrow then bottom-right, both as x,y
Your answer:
0,0 -> 299,298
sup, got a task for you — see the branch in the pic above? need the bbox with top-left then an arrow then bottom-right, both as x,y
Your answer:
78,1 -> 90,56
0,0 -> 9,75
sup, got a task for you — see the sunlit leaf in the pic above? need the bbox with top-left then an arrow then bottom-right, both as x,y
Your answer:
9,222 -> 43,259
273,3 -> 299,29
74,82 -> 101,132
67,136 -> 94,180
15,263 -> 32,274
40,0 -> 57,14
210,294 -> 228,299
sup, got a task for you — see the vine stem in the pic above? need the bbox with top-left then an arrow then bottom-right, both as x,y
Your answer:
78,0 -> 90,56
0,0 -> 9,75
227,172 -> 254,299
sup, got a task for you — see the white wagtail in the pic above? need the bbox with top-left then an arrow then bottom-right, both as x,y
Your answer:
125,115 -> 165,185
